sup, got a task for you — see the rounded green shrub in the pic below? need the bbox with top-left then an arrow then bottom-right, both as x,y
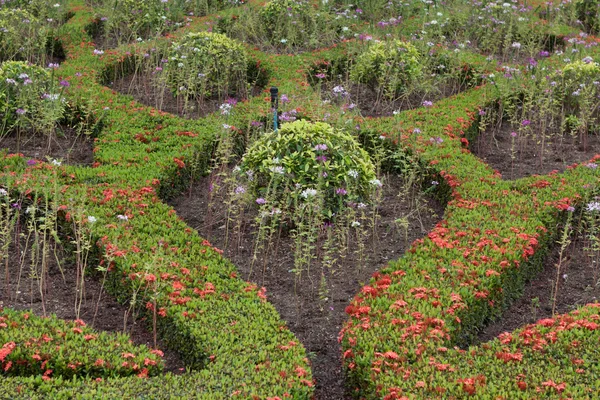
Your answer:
95,0 -> 184,44
0,8 -> 46,62
239,120 -> 378,218
259,0 -> 336,49
350,40 -> 422,98
165,32 -> 247,100
0,61 -> 63,131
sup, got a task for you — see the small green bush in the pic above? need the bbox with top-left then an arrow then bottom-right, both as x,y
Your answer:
165,32 -> 247,100
218,0 -> 345,51
350,39 -> 423,98
239,120 -> 378,217
0,8 -> 46,62
0,61 -> 64,132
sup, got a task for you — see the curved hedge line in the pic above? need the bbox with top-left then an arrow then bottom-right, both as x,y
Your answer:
0,0 -> 597,398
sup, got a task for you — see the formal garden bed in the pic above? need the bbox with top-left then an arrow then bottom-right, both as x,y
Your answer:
0,0 -> 598,398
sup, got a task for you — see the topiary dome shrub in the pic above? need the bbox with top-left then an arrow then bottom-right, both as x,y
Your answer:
238,120 -> 378,218
165,31 -> 248,100
350,39 -> 422,98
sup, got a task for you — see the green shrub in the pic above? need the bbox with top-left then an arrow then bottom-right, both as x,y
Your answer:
0,9 -> 46,62
165,32 -> 247,100
350,39 -> 422,98
94,0 -> 185,45
239,120 -> 378,218
0,61 -> 64,132
218,0 -> 344,51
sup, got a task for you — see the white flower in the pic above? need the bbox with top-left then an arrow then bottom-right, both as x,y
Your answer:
87,216 -> 97,223
0,188 -> 7,196
51,159 -> 61,166
269,165 -> 285,174
280,39 -> 288,43
301,188 -> 317,198
348,170 -> 359,178
222,124 -> 231,129
587,202 -> 600,212
117,214 -> 128,221
93,49 -> 104,55
351,221 -> 361,227
369,178 -> 383,187
53,3 -> 60,6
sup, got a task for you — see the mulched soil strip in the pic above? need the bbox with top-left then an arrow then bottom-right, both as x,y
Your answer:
477,226 -> 600,344
0,127 -> 95,166
471,120 -> 600,180
319,79 -> 470,118
108,73 -> 263,120
0,224 -> 186,374
170,173 -> 444,399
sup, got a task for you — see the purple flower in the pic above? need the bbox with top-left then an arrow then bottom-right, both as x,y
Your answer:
280,94 -> 289,104
11,203 -> 20,209
510,131 -> 517,137
521,120 -> 530,126
413,128 -> 421,134
336,188 -> 347,195
316,155 -> 327,162
225,97 -> 238,106
256,197 -> 266,205
586,163 -> 598,169
251,121 -> 264,127
479,109 -> 486,116
314,144 -> 328,151
15,108 -> 26,115
48,63 -> 59,69
422,100 -> 433,107
26,159 -> 36,166
315,73 -> 326,79
59,80 -> 70,87
539,50 -> 550,57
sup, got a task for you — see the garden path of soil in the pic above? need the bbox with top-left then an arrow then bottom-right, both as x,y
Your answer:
318,78 -> 472,118
0,225 -> 186,374
477,217 -> 600,343
0,127 -> 94,166
472,120 -> 600,180
170,174 -> 445,400
108,73 -> 263,120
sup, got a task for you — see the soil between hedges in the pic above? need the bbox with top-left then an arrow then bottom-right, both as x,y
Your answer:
0,224 -> 186,374
472,120 -> 600,180
170,173 -> 445,399
0,127 -> 94,166
477,218 -> 600,344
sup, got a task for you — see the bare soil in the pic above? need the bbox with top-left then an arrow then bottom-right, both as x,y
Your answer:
472,119 -> 600,180
477,215 -> 600,343
0,221 -> 186,374
169,173 -> 445,399
0,127 -> 94,166
318,78 -> 472,118
108,73 -> 263,120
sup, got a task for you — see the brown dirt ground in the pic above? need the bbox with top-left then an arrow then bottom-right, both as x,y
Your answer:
170,173 -> 444,399
472,119 -> 600,180
0,220 -> 186,374
0,127 -> 94,166
478,215 -> 600,343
